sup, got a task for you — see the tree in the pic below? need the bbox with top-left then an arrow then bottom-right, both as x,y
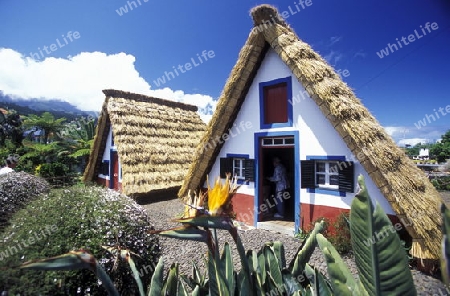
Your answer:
59,116 -> 96,172
430,130 -> 450,163
22,112 -> 66,144
0,110 -> 24,148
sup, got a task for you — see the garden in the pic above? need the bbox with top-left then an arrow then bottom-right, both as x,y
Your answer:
1,171 -> 450,295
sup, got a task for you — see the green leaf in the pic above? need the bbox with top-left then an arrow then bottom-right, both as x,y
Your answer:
175,215 -> 234,230
153,226 -> 208,242
220,242 -> 235,294
177,280 -> 189,296
191,285 -> 201,296
442,203 -> 450,286
316,234 -> 355,295
304,263 -> 332,296
119,250 -> 145,296
350,175 -> 416,295
163,263 -> 180,296
229,226 -> 253,295
248,250 -> 265,295
20,250 -> 119,296
148,257 -> 165,296
281,270 -> 304,294
290,220 -> 324,278
264,245 -> 284,294
208,250 -> 230,295
269,241 -> 286,270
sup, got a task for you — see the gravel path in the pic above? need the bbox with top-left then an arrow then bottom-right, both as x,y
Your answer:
142,197 -> 448,295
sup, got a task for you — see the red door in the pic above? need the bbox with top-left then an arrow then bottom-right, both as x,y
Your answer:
112,151 -> 119,190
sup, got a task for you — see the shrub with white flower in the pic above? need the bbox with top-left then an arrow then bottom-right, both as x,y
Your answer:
0,185 -> 160,296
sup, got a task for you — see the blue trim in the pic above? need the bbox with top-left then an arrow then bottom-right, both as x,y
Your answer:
254,131 -> 300,233
306,155 -> 345,161
305,155 -> 346,197
226,154 -> 249,185
226,154 -> 249,159
259,77 -> 293,129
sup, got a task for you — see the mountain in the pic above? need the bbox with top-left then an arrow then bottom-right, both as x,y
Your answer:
0,91 -> 97,121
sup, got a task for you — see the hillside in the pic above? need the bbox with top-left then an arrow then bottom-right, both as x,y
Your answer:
0,92 -> 97,120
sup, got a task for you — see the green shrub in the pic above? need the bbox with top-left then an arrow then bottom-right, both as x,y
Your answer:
328,211 -> 352,254
0,185 -> 160,295
0,172 -> 50,233
38,162 -> 77,187
431,176 -> 450,191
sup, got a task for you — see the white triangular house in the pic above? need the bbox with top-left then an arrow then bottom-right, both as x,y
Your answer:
179,5 -> 442,260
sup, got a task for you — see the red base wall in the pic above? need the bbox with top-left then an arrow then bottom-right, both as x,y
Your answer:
96,177 -> 122,192
232,193 -> 254,225
231,195 -> 409,241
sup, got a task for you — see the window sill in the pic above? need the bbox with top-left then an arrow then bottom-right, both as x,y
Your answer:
307,187 -> 346,197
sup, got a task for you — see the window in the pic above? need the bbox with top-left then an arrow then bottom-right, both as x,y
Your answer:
261,137 -> 294,147
233,158 -> 245,179
100,160 -> 109,176
220,154 -> 255,184
259,77 -> 293,129
315,161 -> 339,190
301,157 -> 354,195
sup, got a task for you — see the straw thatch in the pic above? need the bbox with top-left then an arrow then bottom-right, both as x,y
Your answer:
83,89 -> 206,197
178,4 -> 443,260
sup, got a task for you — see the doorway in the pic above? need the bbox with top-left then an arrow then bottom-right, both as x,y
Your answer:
110,150 -> 119,190
259,138 -> 295,222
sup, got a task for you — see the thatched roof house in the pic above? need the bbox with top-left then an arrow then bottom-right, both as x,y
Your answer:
178,4 -> 443,260
84,89 -> 206,197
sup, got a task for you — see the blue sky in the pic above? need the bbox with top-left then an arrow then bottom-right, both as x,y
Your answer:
0,0 -> 449,146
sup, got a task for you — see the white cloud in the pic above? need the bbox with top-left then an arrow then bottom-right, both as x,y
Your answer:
0,48 -> 216,123
383,125 -> 446,146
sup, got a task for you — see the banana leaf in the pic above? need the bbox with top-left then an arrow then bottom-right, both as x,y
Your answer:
304,263 -> 332,296
290,220 -> 324,278
316,234 -> 357,295
350,175 -> 416,295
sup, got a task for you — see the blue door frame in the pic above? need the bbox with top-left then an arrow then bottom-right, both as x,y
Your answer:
253,131 -> 300,233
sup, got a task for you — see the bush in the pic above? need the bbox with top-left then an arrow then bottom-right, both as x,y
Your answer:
0,185 -> 161,295
0,171 -> 50,233
431,176 -> 450,191
328,212 -> 352,254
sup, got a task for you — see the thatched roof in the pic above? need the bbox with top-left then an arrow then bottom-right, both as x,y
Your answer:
83,89 -> 206,196
178,4 -> 443,260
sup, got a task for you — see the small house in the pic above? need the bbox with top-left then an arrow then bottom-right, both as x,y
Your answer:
84,89 -> 206,198
179,5 -> 442,260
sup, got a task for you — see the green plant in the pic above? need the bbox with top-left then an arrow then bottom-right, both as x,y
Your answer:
10,175 -> 419,295
0,185 -> 160,295
328,211 -> 352,254
0,171 -> 50,233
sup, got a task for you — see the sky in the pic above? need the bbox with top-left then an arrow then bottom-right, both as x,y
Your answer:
0,0 -> 449,146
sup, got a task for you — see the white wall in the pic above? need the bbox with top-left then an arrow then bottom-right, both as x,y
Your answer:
207,48 -> 395,215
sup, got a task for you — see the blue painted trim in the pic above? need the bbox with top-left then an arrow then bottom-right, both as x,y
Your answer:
305,155 -> 346,197
226,154 -> 249,159
259,76 -> 293,129
308,188 -> 346,197
306,155 -> 345,161
254,131 -> 300,233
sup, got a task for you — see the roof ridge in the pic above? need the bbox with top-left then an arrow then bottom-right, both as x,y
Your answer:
102,89 -> 198,112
